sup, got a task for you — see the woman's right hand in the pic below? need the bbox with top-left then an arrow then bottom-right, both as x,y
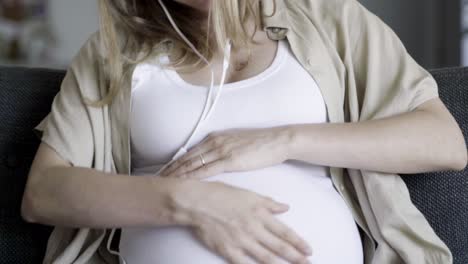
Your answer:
172,179 -> 313,264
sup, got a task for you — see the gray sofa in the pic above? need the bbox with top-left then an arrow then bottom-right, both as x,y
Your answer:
0,65 -> 467,263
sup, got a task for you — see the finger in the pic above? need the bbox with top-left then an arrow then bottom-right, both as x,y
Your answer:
167,148 -> 223,178
262,216 -> 313,256
163,149 -> 214,177
169,131 -> 227,173
255,223 -> 311,264
181,156 -> 227,179
164,155 -> 204,178
239,236 -> 283,264
161,143 -> 213,176
217,245 -> 251,264
263,197 -> 290,213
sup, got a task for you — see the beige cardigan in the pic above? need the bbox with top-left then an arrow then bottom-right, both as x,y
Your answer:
33,0 -> 453,263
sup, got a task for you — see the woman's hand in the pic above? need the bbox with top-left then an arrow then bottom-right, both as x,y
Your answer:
174,178 -> 313,264
159,126 -> 293,179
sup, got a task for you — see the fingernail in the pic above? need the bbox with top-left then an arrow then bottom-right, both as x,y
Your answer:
304,246 -> 313,255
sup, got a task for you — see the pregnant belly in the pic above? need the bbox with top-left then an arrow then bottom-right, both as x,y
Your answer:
119,161 -> 363,264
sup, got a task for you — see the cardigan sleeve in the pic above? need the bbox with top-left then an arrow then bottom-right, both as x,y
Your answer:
347,0 -> 439,120
33,33 -> 103,168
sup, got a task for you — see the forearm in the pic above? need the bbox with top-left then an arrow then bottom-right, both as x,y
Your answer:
286,110 -> 466,174
22,166 -> 192,228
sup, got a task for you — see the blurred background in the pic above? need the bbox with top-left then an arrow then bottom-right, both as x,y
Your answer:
0,0 -> 464,70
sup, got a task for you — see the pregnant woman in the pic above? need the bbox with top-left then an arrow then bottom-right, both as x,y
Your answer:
22,0 -> 466,264
120,26 -> 363,264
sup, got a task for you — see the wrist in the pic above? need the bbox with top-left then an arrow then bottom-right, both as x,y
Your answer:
278,125 -> 299,161
164,177 -> 201,227
147,176 -> 195,227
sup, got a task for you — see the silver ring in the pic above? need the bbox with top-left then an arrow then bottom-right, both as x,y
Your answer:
199,153 -> 206,166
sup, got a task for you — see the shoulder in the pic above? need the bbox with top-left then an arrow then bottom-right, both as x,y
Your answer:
285,0 -> 386,50
63,30 -> 109,100
286,0 -> 372,23
70,30 -> 107,68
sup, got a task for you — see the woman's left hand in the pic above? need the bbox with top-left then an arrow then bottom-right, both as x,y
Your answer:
159,126 -> 293,179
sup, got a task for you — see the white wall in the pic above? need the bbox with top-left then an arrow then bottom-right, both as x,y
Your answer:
47,0 -> 98,67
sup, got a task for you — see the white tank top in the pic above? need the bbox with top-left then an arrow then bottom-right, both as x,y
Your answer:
120,40 -> 363,264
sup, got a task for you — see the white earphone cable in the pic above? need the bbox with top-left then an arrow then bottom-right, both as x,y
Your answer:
202,41 -> 231,122
158,0 -> 231,159
158,0 -> 216,125
105,2 -> 232,262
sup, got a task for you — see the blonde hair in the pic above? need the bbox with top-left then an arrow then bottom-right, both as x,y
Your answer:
86,0 -> 270,107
